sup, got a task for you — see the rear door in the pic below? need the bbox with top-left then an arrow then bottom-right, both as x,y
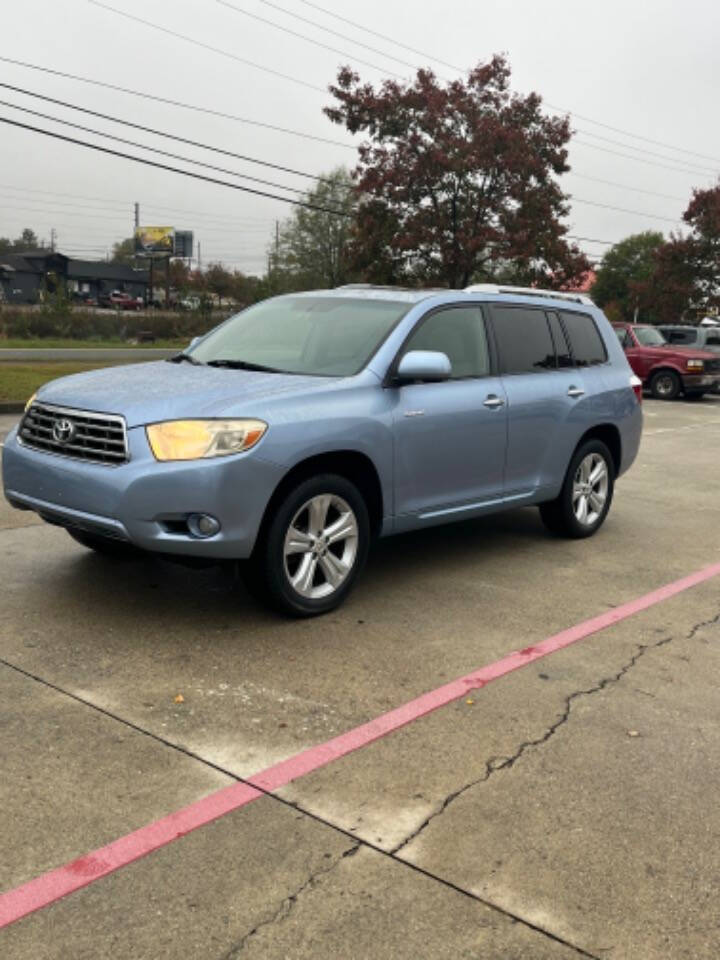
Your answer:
488,304 -> 591,499
391,304 -> 508,522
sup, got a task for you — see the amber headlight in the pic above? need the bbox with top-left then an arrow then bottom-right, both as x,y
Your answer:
687,359 -> 704,370
146,419 -> 267,461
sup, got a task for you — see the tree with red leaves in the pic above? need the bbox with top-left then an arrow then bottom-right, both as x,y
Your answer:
649,183 -> 720,323
324,55 -> 589,289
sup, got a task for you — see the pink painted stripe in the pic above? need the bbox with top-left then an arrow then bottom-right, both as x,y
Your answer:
3,559 -> 720,929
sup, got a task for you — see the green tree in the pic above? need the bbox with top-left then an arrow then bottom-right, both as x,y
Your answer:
271,168 -> 358,290
591,232 -> 665,322
0,227 -> 41,253
17,227 -> 39,250
110,237 -> 136,264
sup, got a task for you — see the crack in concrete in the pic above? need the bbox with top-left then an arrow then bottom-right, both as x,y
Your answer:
392,636 -> 676,856
222,843 -> 360,957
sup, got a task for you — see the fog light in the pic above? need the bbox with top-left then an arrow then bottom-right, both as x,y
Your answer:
187,513 -> 221,538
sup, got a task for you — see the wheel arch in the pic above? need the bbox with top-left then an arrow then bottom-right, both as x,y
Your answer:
575,424 -> 622,477
255,450 -> 384,549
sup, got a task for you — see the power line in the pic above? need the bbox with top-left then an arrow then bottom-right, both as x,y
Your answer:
0,82 -> 345,187
0,98 -> 312,197
88,1 -> 326,93
572,138 -> 716,179
0,116 -> 352,216
569,196 -> 679,224
566,173 -> 686,203
1,110 -> 680,230
573,128 -> 717,177
295,0 -> 461,73
257,0 -> 421,73
217,0 -> 407,80
295,0 -> 720,166
0,56 -> 354,149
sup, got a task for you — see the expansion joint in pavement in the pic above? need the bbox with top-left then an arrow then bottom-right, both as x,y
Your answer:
0,656 -> 601,958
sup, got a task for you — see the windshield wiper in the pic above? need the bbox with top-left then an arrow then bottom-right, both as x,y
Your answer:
205,359 -> 284,373
168,352 -> 203,365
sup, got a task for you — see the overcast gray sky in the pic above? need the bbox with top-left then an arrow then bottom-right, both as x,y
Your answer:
2,0 -> 719,274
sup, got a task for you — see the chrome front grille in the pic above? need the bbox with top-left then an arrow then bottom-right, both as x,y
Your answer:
20,402 -> 129,465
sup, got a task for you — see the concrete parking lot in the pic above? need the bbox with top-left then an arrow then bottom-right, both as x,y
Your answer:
1,397 -> 720,959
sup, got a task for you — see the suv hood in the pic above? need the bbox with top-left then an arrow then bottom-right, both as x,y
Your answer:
35,360 -> 341,427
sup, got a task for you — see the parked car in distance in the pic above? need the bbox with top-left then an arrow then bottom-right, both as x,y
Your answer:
657,325 -> 720,394
657,324 -> 720,353
98,290 -> 143,311
4,285 -> 642,616
612,322 -> 720,400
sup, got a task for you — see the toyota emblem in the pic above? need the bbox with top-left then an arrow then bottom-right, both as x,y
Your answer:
52,418 -> 76,445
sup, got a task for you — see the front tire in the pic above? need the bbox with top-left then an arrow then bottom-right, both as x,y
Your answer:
539,440 -> 615,539
247,473 -> 370,617
650,369 -> 681,400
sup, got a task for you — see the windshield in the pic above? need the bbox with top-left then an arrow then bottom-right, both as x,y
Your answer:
189,296 -> 412,376
634,326 -> 667,347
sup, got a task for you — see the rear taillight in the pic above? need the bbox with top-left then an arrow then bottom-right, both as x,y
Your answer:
630,374 -> 643,404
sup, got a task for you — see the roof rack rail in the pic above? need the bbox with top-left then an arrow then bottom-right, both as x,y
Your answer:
464,283 -> 594,306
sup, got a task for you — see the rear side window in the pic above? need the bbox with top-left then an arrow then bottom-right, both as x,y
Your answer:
560,311 -> 607,366
706,332 -> 720,346
491,306 -> 556,374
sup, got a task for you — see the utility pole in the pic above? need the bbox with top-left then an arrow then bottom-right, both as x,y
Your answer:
197,241 -> 202,271
50,228 -> 56,252
134,202 -> 140,230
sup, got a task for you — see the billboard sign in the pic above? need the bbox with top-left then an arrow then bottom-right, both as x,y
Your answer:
134,226 -> 175,256
174,230 -> 194,259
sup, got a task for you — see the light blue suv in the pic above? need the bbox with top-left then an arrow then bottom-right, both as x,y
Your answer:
2,285 -> 642,615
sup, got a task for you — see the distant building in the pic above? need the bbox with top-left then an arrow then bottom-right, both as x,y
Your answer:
0,249 -> 149,304
561,268 -> 596,295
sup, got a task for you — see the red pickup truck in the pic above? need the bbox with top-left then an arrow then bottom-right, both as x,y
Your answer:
612,322 -> 720,400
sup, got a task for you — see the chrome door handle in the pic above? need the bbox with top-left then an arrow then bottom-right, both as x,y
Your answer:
567,386 -> 585,398
483,394 -> 505,409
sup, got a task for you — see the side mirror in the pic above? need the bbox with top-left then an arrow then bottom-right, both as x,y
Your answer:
396,350 -> 451,383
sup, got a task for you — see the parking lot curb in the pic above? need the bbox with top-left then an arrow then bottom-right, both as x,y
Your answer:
0,403 -> 23,414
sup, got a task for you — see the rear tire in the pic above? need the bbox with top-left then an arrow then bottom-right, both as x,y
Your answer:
539,439 -> 615,539
67,528 -> 141,558
650,369 -> 681,400
246,473 -> 370,617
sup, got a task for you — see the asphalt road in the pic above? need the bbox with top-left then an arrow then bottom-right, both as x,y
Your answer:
2,397 -> 720,958
0,348 -> 176,362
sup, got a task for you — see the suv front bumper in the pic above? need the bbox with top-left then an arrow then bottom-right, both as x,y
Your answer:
2,425 -> 283,559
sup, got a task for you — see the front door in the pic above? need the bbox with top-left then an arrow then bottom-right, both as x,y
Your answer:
391,305 -> 508,523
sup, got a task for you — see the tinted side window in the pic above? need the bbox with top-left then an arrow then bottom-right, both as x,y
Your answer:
705,332 -> 720,346
403,307 -> 490,379
492,306 -> 556,374
560,311 -> 608,365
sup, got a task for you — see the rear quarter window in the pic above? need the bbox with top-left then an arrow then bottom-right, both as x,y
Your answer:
560,311 -> 607,366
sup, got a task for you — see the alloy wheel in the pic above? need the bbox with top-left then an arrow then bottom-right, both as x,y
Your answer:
283,494 -> 359,599
572,453 -> 609,526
